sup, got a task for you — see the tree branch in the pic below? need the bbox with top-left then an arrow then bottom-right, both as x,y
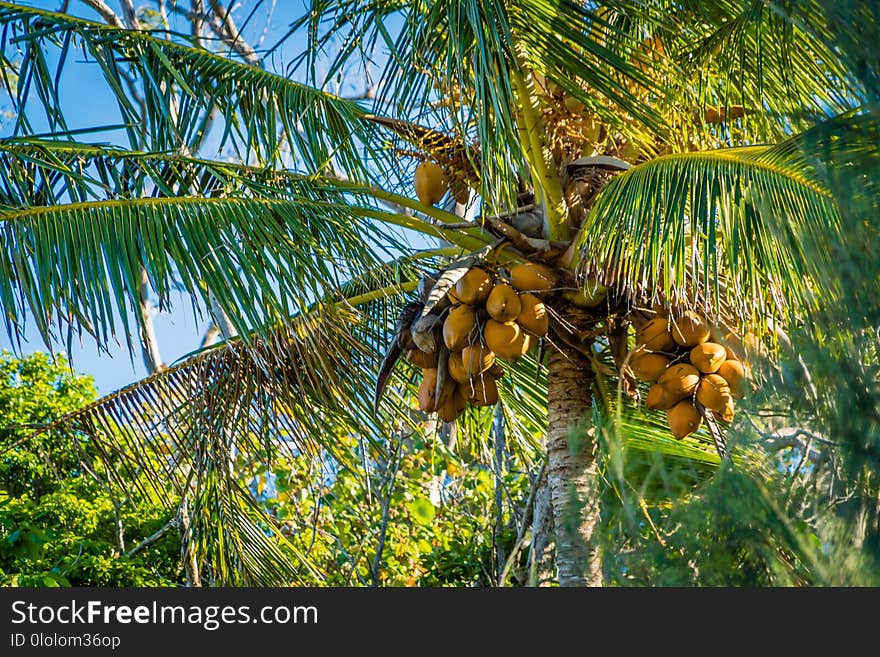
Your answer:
208,0 -> 260,65
124,517 -> 176,557
79,0 -> 123,28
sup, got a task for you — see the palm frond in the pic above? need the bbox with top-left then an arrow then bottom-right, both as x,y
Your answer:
299,0 -> 661,207
666,0 -> 864,137
575,142 -> 841,327
0,1 -> 383,176
0,140 -> 491,349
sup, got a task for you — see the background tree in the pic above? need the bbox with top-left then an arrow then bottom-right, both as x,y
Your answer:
0,0 -> 875,586
0,351 -> 180,586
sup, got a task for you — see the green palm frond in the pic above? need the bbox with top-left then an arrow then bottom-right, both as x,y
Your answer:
665,0 -> 863,136
300,0 -> 660,206
0,2 -> 383,176
575,142 -> 841,327
0,141 -> 492,349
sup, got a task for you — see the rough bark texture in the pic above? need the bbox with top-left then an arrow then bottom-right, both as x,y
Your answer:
546,348 -> 602,586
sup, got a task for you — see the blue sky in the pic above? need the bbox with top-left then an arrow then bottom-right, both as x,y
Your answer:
0,1 -> 422,393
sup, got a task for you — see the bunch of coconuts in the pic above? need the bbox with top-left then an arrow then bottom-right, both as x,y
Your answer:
407,262 -> 556,422
630,310 -> 752,439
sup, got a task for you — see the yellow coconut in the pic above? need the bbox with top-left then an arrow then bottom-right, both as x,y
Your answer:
667,401 -> 703,439
645,384 -> 676,410
658,363 -> 701,402
437,394 -> 461,423
447,351 -> 469,384
509,262 -> 556,292
717,359 -> 749,398
696,374 -> 732,412
467,375 -> 499,407
461,344 -> 496,377
487,362 -> 505,379
710,325 -> 745,361
483,319 -> 530,360
721,398 -> 735,422
414,161 -> 448,206
636,317 -> 676,352
452,381 -> 469,414
629,352 -> 670,382
486,284 -> 522,324
443,305 -> 477,351
670,311 -> 710,347
418,369 -> 439,412
406,348 -> 438,369
743,332 -> 768,360
689,342 -> 727,374
516,293 -> 549,337
454,268 -> 494,305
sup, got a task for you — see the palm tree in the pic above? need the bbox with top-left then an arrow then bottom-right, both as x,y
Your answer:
0,0 -> 872,586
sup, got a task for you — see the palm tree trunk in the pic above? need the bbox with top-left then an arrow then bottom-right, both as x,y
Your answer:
546,347 -> 602,586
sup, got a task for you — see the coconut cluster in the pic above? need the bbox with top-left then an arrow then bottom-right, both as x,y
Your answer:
630,310 -> 752,440
408,262 -> 556,422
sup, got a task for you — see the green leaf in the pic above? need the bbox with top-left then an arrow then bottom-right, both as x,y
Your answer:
407,498 -> 436,525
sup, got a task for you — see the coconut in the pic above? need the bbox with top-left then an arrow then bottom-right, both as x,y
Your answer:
414,161 -> 448,206
487,362 -> 505,379
743,332 -> 768,360
670,311 -> 710,347
486,284 -> 522,324
645,384 -> 675,410
658,363 -> 701,402
443,304 -> 477,351
418,369 -> 439,412
515,293 -> 549,337
717,359 -> 749,397
406,348 -> 438,369
696,374 -> 732,412
467,375 -> 499,407
452,381 -> 469,414
689,342 -> 727,374
667,400 -> 703,439
437,394 -> 462,423
447,351 -> 469,384
454,268 -> 494,305
710,325 -> 745,361
509,262 -> 556,292
484,319 -> 530,360
630,352 -> 670,382
720,398 -> 735,422
636,317 -> 676,352
461,344 -> 495,377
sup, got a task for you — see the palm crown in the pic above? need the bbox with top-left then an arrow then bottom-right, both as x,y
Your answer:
0,0 -> 873,585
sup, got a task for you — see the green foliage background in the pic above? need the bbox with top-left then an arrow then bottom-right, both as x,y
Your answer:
0,352 -> 181,586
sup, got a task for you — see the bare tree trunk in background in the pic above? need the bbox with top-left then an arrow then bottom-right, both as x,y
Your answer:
527,465 -> 555,586
208,0 -> 260,65
177,497 -> 202,587
208,292 -> 239,340
546,348 -> 602,586
199,322 -> 222,348
492,404 -> 506,583
138,266 -> 163,373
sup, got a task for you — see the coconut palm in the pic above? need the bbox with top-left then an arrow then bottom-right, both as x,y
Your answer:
0,0 -> 873,586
